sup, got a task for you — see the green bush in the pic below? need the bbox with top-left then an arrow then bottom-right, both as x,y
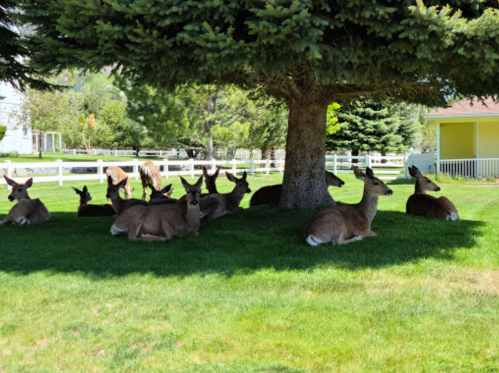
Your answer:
0,125 -> 6,141
0,151 -> 19,158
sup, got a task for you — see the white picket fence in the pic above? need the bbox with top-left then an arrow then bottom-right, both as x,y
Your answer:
0,155 -> 408,189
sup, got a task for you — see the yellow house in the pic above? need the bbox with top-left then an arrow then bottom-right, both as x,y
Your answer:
424,98 -> 499,178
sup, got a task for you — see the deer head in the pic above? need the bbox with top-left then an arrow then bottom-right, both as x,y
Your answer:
180,175 -> 203,206
352,166 -> 393,196
73,185 -> 92,205
148,184 -> 174,203
203,166 -> 221,193
408,166 -> 441,192
226,171 -> 251,194
326,171 -> 345,188
4,176 -> 32,201
106,176 -> 128,200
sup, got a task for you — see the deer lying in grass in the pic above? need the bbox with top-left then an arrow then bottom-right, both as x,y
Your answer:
106,176 -> 148,215
201,171 -> 251,218
406,166 -> 460,221
110,175 -> 203,241
305,167 -> 392,246
106,166 -> 132,199
1,176 -> 50,225
73,185 -> 115,217
140,161 -> 166,200
250,171 -> 345,207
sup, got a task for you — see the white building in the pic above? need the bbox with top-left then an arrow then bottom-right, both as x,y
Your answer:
0,81 -> 33,154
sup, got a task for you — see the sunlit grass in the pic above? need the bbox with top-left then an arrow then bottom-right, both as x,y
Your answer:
0,173 -> 498,372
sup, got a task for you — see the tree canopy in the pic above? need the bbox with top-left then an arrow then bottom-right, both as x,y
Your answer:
18,0 -> 499,208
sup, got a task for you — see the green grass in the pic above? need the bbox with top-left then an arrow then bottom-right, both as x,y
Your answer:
1,173 -> 498,372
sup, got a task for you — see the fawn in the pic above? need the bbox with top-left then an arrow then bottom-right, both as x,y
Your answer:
73,185 -> 115,217
305,167 -> 392,246
140,161 -> 165,200
250,171 -> 345,207
106,176 -> 148,215
1,176 -> 50,225
203,166 -> 221,194
106,166 -> 132,199
110,175 -> 203,241
406,166 -> 460,221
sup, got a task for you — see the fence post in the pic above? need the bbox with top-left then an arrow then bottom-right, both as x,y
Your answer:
278,159 -> 283,174
365,155 -> 371,169
56,159 -> 63,186
163,158 -> 169,179
212,158 -> 217,171
333,154 -> 337,174
232,159 -> 237,175
189,158 -> 195,179
5,160 -> 12,190
73,149 -> 76,156
266,157 -> 270,175
133,158 -> 139,181
97,160 -> 104,183
250,159 -> 255,176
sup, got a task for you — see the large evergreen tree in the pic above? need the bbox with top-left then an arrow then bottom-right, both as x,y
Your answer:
327,99 -> 420,156
18,0 -> 499,208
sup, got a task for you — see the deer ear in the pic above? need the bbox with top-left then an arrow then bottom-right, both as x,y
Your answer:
118,178 -> 128,189
4,176 -> 18,187
195,175 -> 204,188
72,186 -> 82,194
214,166 -> 221,177
242,171 -> 247,180
203,166 -> 208,177
107,175 -> 113,185
408,166 -> 415,178
162,184 -> 172,194
83,185 -> 88,193
24,178 -> 33,188
352,166 -> 365,181
413,166 -> 421,177
226,172 -> 237,183
179,176 -> 189,189
365,167 -> 375,179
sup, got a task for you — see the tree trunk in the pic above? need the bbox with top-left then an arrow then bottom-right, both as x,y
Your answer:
351,148 -> 359,164
280,95 -> 333,209
381,151 -> 387,164
206,137 -> 215,159
270,148 -> 276,168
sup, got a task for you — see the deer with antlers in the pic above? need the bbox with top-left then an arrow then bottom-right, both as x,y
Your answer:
110,175 -> 203,241
1,176 -> 50,225
305,167 -> 392,246
406,166 -> 460,221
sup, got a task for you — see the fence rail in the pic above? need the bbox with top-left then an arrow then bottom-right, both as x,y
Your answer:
439,158 -> 499,179
0,155 -> 409,188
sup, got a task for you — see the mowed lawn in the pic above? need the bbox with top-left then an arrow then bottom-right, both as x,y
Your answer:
0,171 -> 498,373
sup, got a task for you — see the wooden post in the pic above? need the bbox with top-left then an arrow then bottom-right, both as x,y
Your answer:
73,149 -> 76,155
163,158 -> 169,179
56,159 -> 63,186
436,123 -> 441,174
333,154 -> 337,174
97,160 -> 104,183
250,159 -> 254,176
133,158 -> 139,181
232,159 -> 237,175
5,160 -> 12,190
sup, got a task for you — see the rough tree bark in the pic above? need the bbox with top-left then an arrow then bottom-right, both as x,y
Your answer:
280,94 -> 333,209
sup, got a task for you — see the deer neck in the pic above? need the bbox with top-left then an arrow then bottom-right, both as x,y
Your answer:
357,187 -> 379,223
414,180 -> 426,195
111,196 -> 124,212
228,187 -> 244,207
206,183 -> 218,194
186,201 -> 201,231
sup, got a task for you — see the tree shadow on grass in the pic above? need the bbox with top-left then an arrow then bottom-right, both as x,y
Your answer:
0,206 -> 485,279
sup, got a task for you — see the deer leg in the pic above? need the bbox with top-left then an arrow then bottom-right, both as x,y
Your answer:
127,221 -> 143,240
142,187 -> 147,201
210,210 -> 231,219
0,216 -> 12,225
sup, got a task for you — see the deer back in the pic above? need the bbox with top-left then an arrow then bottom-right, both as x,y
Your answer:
140,162 -> 163,200
106,166 -> 132,199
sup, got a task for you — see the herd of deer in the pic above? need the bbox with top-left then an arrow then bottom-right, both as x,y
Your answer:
1,161 -> 460,245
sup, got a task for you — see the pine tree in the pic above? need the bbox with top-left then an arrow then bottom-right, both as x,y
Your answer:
17,0 -> 499,208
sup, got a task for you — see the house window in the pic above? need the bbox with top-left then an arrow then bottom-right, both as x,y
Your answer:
23,125 -> 29,139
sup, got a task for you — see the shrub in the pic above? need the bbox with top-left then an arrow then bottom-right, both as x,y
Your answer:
0,125 -> 6,141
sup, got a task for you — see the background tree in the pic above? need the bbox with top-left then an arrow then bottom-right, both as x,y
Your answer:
20,0 -> 499,208
327,99 -> 421,158
0,125 -> 6,142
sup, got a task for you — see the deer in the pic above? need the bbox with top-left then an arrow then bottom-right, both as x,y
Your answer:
406,166 -> 460,221
140,161 -> 166,200
250,171 -> 345,207
200,171 -> 251,218
1,176 -> 50,225
147,184 -> 177,205
106,176 -> 148,216
106,166 -> 132,199
72,185 -> 115,217
203,165 -> 221,194
110,175 -> 203,241
305,166 -> 393,246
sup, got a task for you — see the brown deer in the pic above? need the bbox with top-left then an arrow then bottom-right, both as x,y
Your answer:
110,175 -> 203,241
201,171 -> 251,218
250,171 -> 345,207
305,167 -> 393,246
106,166 -> 132,199
140,161 -> 165,200
106,176 -> 148,215
1,176 -> 50,225
147,184 -> 177,205
203,166 -> 221,194
406,166 -> 460,221
73,185 -> 115,217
